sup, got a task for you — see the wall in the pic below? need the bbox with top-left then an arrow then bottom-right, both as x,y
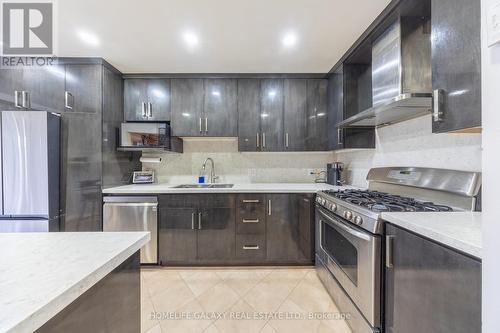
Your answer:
142,138 -> 335,184
334,114 -> 482,187
481,0 -> 500,331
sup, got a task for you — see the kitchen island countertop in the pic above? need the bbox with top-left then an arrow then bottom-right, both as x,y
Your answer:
0,232 -> 149,333
381,212 -> 482,259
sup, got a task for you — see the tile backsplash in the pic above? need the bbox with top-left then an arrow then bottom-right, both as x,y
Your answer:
334,115 -> 482,187
142,138 -> 335,184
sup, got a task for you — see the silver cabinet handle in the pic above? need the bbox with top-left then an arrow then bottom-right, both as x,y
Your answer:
386,235 -> 395,268
141,102 -> 147,118
205,117 -> 208,134
191,212 -> 195,230
285,133 -> 289,148
268,199 -> 272,216
242,219 -> 260,223
243,245 -> 260,250
337,128 -> 343,145
14,90 -> 22,108
199,118 -> 202,133
242,199 -> 260,203
262,133 -> 266,148
22,91 -> 30,108
148,102 -> 153,118
64,91 -> 74,110
198,211 -> 202,229
433,89 -> 444,122
256,133 -> 260,148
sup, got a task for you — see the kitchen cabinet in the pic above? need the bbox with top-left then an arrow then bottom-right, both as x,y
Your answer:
203,79 -> 237,136
237,79 -> 261,151
306,79 -> 328,150
431,0 -> 481,132
283,79 -> 307,151
171,79 -> 204,136
158,195 -> 198,263
266,194 -> 313,263
124,79 -> 171,121
158,194 -> 235,264
65,64 -> 102,113
260,79 -> 284,151
0,67 -> 23,107
327,72 -> 375,150
197,194 -> 236,260
385,223 -> 481,333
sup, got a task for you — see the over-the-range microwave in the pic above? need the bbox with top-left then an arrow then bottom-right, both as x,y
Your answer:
118,122 -> 183,153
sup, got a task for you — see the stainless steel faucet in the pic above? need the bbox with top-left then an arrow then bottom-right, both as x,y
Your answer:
202,157 -> 218,183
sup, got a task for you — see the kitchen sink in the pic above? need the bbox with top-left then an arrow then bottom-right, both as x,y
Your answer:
173,184 -> 234,189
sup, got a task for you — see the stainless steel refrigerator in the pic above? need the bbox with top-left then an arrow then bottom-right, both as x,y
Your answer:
0,111 -> 60,232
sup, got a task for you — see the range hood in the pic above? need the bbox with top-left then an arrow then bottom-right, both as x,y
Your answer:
339,17 -> 432,128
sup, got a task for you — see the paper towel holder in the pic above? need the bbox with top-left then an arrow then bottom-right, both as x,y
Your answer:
140,157 -> 162,164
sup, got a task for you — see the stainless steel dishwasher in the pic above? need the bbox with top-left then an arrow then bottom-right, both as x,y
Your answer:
103,196 -> 158,264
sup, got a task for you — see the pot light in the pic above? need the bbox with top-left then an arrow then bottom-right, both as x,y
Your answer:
183,31 -> 199,47
77,29 -> 100,47
282,32 -> 297,47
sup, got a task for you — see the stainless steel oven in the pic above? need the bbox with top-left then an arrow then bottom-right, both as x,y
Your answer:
316,206 -> 381,329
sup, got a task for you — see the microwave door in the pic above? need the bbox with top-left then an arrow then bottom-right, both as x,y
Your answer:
1,111 -> 49,217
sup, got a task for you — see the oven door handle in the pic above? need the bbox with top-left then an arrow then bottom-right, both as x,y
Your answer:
318,208 -> 372,242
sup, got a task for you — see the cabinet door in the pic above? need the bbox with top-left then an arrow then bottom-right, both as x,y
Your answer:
327,73 -> 344,149
266,194 -> 306,262
260,79 -> 284,151
0,67 -> 24,107
171,79 -> 204,136
204,79 -> 237,136
197,194 -> 236,261
65,64 -> 102,114
385,224 -> 481,333
237,79 -> 261,151
146,79 -> 171,121
431,0 -> 481,132
124,79 -> 148,121
283,79 -> 307,151
306,79 -> 328,150
24,65 -> 65,111
158,195 -> 198,264
297,194 -> 314,261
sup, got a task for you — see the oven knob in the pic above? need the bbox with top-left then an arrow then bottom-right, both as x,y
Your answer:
344,211 -> 353,220
331,203 -> 337,212
354,216 -> 363,225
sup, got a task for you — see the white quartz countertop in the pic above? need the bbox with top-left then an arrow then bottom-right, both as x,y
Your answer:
103,182 -> 351,194
0,232 -> 150,333
381,212 -> 482,259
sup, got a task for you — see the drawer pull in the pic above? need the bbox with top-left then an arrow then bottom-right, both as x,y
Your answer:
242,199 -> 260,203
243,245 -> 260,250
242,219 -> 259,223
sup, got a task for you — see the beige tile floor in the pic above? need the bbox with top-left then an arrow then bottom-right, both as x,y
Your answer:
141,267 -> 353,333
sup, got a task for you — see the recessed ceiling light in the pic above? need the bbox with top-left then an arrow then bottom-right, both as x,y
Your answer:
282,32 -> 297,47
183,31 -> 199,47
77,29 -> 100,47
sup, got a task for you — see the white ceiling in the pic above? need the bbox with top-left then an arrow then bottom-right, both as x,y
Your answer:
57,0 -> 391,73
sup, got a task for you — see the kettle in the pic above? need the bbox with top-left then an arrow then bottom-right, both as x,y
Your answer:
327,162 -> 344,186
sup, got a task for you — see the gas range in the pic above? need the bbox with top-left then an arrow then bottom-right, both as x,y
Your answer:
316,167 -> 481,235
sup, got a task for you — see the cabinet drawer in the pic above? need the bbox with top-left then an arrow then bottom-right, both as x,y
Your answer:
236,194 -> 266,234
235,235 -> 266,259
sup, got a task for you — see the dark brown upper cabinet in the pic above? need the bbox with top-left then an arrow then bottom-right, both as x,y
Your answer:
124,79 -> 171,121
237,79 -> 261,151
431,0 -> 481,132
260,79 -> 285,151
171,78 -> 237,137
284,79 -> 307,151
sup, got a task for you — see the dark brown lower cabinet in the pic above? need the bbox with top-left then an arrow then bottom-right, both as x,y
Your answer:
385,223 -> 481,333
158,193 -> 314,265
266,194 -> 314,264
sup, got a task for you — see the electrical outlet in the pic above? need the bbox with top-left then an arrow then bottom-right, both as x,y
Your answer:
488,2 -> 500,47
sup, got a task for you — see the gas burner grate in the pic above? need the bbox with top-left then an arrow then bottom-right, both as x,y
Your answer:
323,189 -> 453,213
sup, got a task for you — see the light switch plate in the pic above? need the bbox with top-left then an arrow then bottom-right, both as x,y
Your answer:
487,2 -> 500,47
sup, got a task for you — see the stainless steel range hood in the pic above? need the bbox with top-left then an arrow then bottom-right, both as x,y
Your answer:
339,17 -> 432,128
